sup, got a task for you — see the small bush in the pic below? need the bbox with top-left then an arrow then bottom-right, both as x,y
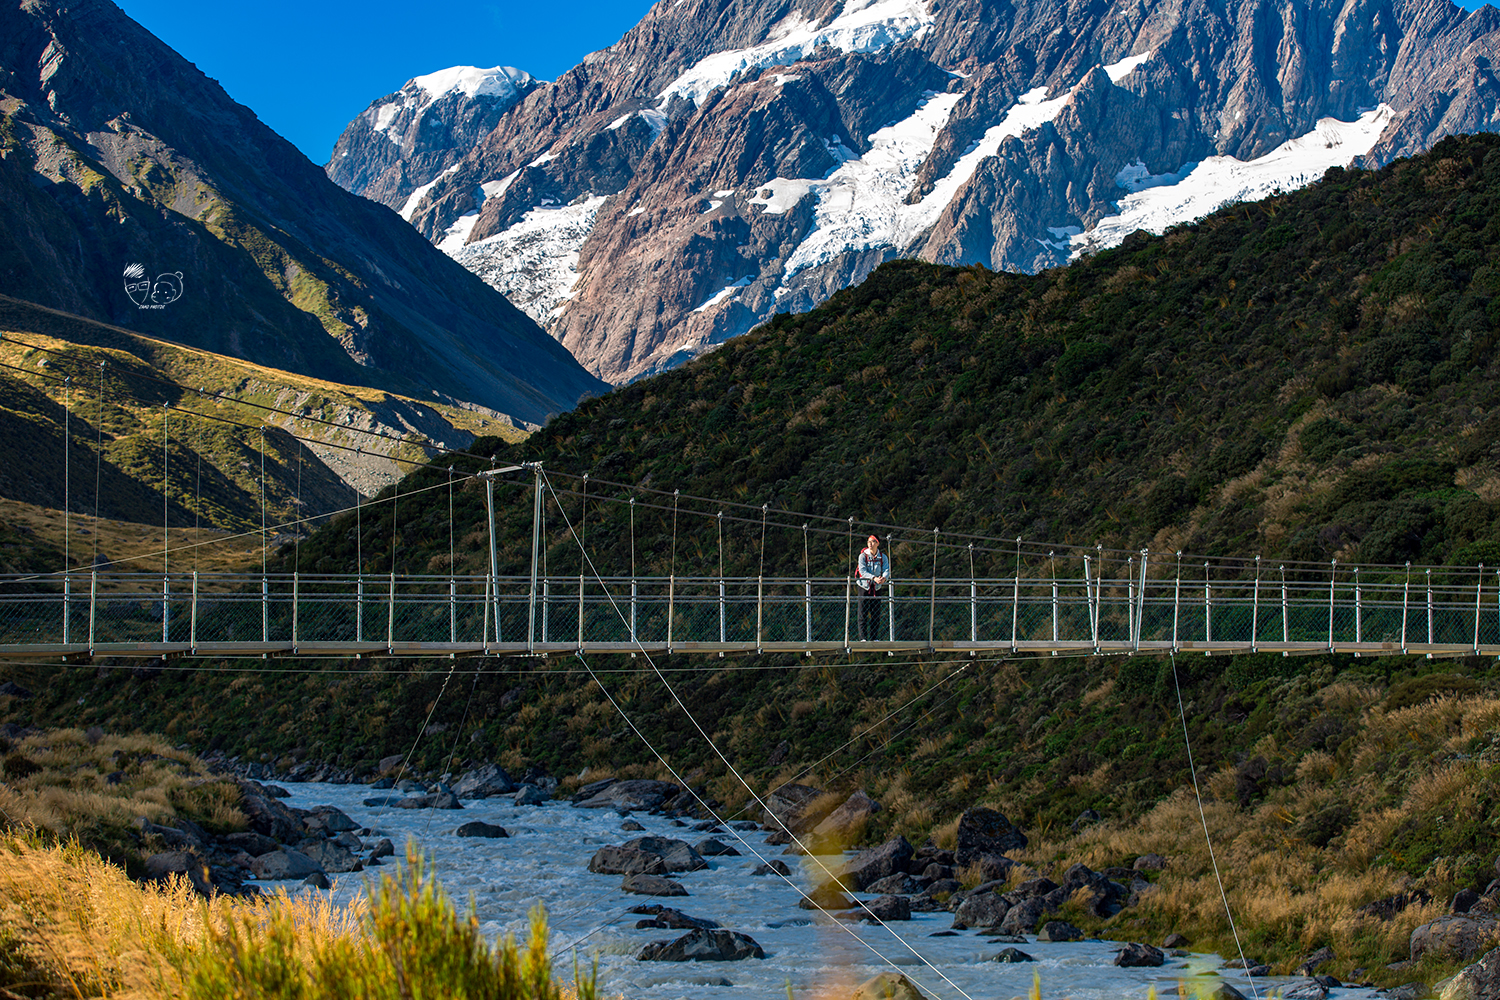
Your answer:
1384,673 -> 1481,711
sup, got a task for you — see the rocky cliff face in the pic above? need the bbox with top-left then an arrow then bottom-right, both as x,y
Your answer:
330,0 -> 1500,385
0,0 -> 605,426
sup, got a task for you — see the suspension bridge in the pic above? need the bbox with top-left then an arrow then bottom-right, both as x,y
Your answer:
1,333 -> 1496,663
0,461 -> 1496,661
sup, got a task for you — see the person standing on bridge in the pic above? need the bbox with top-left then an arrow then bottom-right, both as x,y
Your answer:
857,534 -> 890,641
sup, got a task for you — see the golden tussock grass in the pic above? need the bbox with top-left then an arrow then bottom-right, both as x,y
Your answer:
0,836 -> 594,1000
1007,687 -> 1500,983
0,730 -> 245,857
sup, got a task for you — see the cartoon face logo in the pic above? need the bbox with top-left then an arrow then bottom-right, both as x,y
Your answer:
123,263 -> 151,306
123,264 -> 184,308
151,272 -> 183,305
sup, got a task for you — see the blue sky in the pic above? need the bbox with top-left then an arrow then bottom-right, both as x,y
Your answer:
117,0 -> 656,164
120,0 -> 1490,168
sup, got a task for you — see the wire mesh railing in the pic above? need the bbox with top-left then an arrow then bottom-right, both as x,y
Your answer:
0,564 -> 1497,657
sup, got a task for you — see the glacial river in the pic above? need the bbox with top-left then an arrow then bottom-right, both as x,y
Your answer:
278,782 -> 1384,1000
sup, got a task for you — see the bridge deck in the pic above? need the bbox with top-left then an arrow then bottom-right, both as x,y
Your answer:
1,640 -> 1493,660
2,570 -> 1496,660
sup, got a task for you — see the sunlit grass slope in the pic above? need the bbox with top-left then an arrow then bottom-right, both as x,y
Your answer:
0,294 -> 527,570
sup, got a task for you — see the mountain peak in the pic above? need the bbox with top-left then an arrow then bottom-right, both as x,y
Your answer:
410,65 -> 538,102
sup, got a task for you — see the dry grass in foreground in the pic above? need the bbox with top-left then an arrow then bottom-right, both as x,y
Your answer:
0,729 -> 245,872
0,836 -> 594,1000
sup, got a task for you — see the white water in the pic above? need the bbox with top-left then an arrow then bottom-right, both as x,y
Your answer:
276,782 -> 1385,1000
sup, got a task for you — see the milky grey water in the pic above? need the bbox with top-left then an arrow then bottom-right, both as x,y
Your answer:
278,783 -> 1383,1000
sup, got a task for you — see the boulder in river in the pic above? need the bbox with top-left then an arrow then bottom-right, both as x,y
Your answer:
1037,920 -> 1084,942
1205,985 -> 1248,1000
866,872 -> 923,895
694,837 -> 740,857
363,796 -> 404,807
636,928 -> 764,961
589,846 -> 668,876
751,860 -> 791,877
836,836 -> 914,891
853,895 -> 911,923
452,764 -> 515,799
952,892 -> 1010,930
455,821 -> 508,839
798,881 -> 855,910
513,784 -> 549,806
622,874 -> 688,896
303,806 -> 359,835
999,898 -> 1046,937
1115,942 -> 1165,967
852,972 -> 928,1000
633,907 -> 721,930
574,779 -> 680,811
992,947 -> 1034,963
621,836 -> 707,872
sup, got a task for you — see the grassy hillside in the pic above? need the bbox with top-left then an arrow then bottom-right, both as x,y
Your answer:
0,295 -> 526,567
6,135 -> 1500,986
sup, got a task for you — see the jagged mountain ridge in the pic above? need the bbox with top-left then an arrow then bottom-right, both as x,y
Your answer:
326,66 -> 539,218
331,0 -> 1500,385
0,0 -> 606,427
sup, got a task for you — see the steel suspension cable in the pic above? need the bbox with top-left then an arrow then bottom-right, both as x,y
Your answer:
63,376 -> 70,576
194,415 -> 201,575
93,361 -> 103,568
260,428 -> 267,580
537,471 -> 978,1000
670,489 -> 680,577
162,404 -> 169,577
293,441 -> 303,574
1169,650 -> 1259,999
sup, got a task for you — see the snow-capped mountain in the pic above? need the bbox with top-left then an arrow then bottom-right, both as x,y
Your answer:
328,66 -> 539,215
329,0 -> 1500,385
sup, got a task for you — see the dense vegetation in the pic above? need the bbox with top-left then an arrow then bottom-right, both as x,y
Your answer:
5,134 -> 1500,985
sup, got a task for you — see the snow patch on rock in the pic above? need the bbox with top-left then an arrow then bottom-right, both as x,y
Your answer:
1105,50 -> 1153,84
1073,105 -> 1392,257
446,197 -> 608,330
693,277 -> 753,312
400,163 -> 461,221
659,0 -> 936,105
